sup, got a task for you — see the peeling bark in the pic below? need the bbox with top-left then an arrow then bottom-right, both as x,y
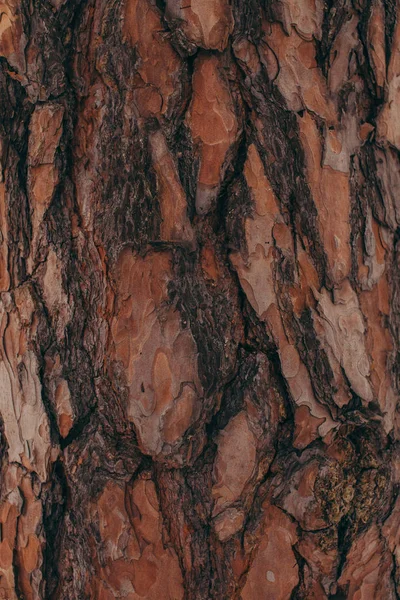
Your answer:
0,0 -> 400,599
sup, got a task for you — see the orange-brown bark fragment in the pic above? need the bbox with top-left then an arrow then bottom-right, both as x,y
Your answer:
212,412 -> 256,526
0,471 -> 44,600
360,275 -> 396,432
149,130 -> 194,244
27,104 -> 64,260
73,82 -> 105,231
230,144 -> 336,439
368,0 -> 386,89
186,54 -> 238,214
91,478 -> 184,599
313,280 -> 373,404
275,0 -> 324,40
376,14 -> 400,149
0,495 -> 19,599
0,294 -> 52,482
230,144 -> 281,319
338,525 -> 396,599
166,0 -> 233,51
262,22 -> 336,122
241,502 -> 299,600
293,405 -> 325,449
110,249 -> 202,458
16,476 -> 43,599
123,0 -> 182,116
298,111 -> 351,284
0,0 -> 26,78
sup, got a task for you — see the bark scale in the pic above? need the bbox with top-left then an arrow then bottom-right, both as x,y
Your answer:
0,0 -> 399,598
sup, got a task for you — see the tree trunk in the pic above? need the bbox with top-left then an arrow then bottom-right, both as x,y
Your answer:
0,0 -> 400,598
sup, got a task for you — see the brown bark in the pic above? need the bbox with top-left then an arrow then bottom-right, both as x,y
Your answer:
0,0 -> 400,598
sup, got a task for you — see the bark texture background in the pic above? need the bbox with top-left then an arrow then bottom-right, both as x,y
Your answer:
0,0 -> 400,598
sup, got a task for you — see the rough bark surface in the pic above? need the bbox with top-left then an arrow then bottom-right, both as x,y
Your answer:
0,0 -> 400,598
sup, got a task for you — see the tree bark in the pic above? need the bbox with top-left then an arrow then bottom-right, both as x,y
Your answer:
0,0 -> 400,598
